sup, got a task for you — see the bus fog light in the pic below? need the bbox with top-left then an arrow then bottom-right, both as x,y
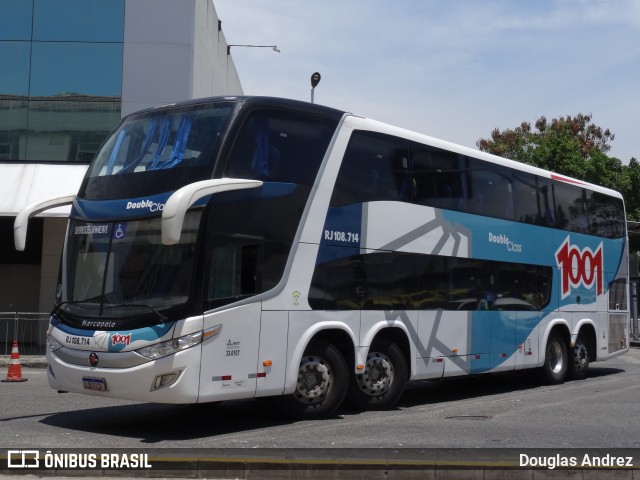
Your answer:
152,371 -> 181,391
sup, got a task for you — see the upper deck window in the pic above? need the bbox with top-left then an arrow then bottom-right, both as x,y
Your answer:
331,131 -> 410,206
88,103 -> 232,177
223,108 -> 339,187
80,102 -> 233,199
331,129 -> 625,239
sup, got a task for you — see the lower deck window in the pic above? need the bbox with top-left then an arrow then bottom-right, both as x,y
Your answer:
309,250 -> 552,311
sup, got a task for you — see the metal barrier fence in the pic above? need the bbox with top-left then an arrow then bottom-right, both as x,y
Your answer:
0,312 -> 50,355
631,280 -> 640,341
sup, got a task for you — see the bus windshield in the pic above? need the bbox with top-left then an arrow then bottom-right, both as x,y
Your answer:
60,211 -> 201,325
58,98 -> 343,326
80,102 -> 234,200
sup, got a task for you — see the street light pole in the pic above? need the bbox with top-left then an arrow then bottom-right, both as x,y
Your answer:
224,44 -> 279,95
227,44 -> 280,55
310,72 -> 321,104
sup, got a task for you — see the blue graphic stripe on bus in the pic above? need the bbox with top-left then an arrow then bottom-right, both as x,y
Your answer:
74,193 -> 172,220
209,182 -> 298,204
441,208 -> 624,268
316,204 -> 363,265
468,310 -> 543,373
259,182 -> 298,198
440,209 -> 625,309
72,183 -> 299,220
51,317 -> 95,337
318,204 -> 363,262
51,317 -> 175,345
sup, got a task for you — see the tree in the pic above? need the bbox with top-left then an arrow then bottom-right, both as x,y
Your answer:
624,158 -> 640,221
477,115 -> 640,252
476,113 -> 616,187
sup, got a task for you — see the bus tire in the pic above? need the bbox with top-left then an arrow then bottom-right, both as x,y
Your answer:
347,338 -> 407,411
541,331 -> 568,385
568,332 -> 589,380
279,340 -> 348,419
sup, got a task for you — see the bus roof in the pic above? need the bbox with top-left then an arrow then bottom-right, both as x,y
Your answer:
126,95 -> 623,200
341,114 -> 624,200
133,95 -> 346,121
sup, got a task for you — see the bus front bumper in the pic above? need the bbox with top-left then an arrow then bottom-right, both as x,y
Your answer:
46,345 -> 202,404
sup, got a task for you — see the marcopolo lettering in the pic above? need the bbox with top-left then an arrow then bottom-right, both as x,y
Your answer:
81,320 -> 116,329
125,199 -> 164,212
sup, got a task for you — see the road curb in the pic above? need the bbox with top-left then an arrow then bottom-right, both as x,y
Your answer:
2,449 -> 639,479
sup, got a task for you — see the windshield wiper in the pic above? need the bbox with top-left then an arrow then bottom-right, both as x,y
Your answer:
51,300 -> 96,316
53,300 -> 169,323
108,303 -> 169,323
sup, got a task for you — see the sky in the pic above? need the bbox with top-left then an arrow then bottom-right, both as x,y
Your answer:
214,0 -> 640,163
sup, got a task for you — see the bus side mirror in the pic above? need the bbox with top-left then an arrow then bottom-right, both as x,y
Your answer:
161,178 -> 263,246
14,195 -> 77,251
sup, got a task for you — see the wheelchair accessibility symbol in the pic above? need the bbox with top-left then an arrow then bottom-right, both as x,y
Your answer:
113,223 -> 127,240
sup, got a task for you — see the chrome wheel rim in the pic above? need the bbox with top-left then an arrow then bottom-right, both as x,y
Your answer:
573,341 -> 588,372
356,351 -> 394,397
548,341 -> 564,375
294,356 -> 331,405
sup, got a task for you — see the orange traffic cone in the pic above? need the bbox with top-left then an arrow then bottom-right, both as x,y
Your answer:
2,340 -> 28,382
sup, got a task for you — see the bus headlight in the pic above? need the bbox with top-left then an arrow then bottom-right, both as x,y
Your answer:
47,335 -> 63,353
135,331 -> 203,360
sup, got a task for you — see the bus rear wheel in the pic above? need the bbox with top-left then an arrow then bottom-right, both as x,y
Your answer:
347,338 -> 407,411
541,331 -> 568,385
568,332 -> 590,380
279,340 -> 348,419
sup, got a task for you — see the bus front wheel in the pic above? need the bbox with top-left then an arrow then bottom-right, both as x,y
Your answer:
347,338 -> 407,411
279,340 -> 348,419
541,331 -> 568,384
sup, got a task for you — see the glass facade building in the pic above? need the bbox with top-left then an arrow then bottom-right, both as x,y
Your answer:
0,0 -> 124,163
0,0 -> 243,319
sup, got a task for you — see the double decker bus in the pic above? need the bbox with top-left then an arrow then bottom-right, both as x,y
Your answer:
15,96 -> 629,418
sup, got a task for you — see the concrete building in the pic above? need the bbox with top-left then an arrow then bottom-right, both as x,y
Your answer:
0,0 -> 243,315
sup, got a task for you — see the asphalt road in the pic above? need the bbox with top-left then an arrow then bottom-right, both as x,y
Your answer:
1,348 -> 640,450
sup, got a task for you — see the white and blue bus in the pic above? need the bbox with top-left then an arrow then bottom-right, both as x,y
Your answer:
15,96 -> 629,418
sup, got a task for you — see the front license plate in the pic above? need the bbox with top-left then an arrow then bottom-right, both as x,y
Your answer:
82,376 -> 107,391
